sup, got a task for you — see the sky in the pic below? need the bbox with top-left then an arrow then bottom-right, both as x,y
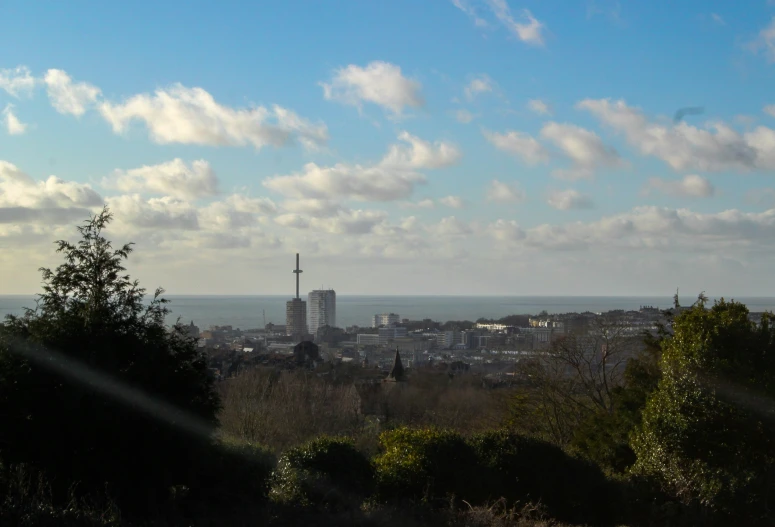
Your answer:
2,0 -> 775,296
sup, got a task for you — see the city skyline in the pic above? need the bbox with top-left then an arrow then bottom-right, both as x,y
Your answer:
3,1 -> 775,296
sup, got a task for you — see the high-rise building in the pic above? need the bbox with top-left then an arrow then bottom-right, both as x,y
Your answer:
286,253 -> 307,340
372,313 -> 400,328
308,289 -> 336,336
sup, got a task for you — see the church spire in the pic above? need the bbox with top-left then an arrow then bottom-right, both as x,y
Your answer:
386,347 -> 405,382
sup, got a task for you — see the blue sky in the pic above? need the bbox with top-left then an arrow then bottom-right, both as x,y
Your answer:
2,0 -> 775,296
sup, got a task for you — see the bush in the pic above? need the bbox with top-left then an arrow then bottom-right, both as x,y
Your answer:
469,430 -> 615,525
269,437 -> 374,511
373,427 -> 482,506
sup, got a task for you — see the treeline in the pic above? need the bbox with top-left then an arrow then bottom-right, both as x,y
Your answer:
1,209 -> 774,526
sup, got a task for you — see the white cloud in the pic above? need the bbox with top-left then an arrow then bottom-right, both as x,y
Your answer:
483,129 -> 549,164
439,195 -> 465,208
0,66 -> 36,97
455,109 -> 476,123
490,219 -> 526,242
492,206 -> 775,252
265,132 -> 459,203
381,131 -> 461,169
105,159 -> 219,200
487,180 -> 526,203
264,161 -> 424,202
527,99 -> 551,115
105,195 -> 200,231
200,194 -> 277,230
749,17 -> 775,62
464,75 -> 493,100
100,84 -> 327,150
764,105 -> 775,118
547,189 -> 594,210
281,198 -> 342,217
320,61 -> 424,116
310,209 -> 388,235
43,69 -> 102,117
3,104 -> 27,135
428,216 -> 472,237
450,0 -> 489,28
578,98 -> 775,172
400,199 -> 436,209
540,121 -> 624,180
0,160 -> 103,224
487,2 -> 546,46
643,174 -> 715,198
710,13 -> 725,26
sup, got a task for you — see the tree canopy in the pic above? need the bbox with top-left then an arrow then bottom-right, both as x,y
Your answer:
0,207 -> 220,514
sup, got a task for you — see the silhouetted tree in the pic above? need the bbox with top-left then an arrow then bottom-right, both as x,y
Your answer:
0,207 -> 220,515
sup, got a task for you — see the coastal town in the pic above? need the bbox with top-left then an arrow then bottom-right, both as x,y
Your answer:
190,254 -> 684,381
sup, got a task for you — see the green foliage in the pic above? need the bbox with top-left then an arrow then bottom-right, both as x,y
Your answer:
269,437 -> 374,510
632,299 -> 775,521
0,208 -> 220,515
469,430 -> 615,525
373,427 -> 481,505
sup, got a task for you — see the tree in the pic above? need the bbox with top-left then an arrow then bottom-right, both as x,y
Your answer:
510,317 -> 642,446
0,208 -> 220,514
632,299 -> 775,521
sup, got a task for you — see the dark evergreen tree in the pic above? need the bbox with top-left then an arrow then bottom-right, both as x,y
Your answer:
0,207 -> 220,514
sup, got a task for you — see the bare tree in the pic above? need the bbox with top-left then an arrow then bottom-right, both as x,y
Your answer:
510,317 -> 642,445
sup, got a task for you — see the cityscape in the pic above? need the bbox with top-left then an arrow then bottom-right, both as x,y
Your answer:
193,252 -> 684,381
2,1 -> 774,525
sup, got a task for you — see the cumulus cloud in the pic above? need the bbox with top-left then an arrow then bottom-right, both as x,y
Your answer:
264,132 -> 460,202
547,189 -> 594,210
44,69 -> 102,117
643,174 -> 715,198
105,159 -> 219,200
281,198 -> 342,217
399,199 -> 436,209
3,104 -> 27,135
527,99 -> 551,115
428,216 -> 472,237
105,195 -> 200,231
320,61 -> 424,116
483,129 -> 549,164
487,2 -> 546,46
764,104 -> 775,118
381,131 -> 461,169
490,219 -> 526,242
540,121 -> 624,180
0,161 -> 102,224
464,75 -> 493,100
439,195 -> 465,208
494,206 -> 775,251
200,194 -> 277,231
100,84 -> 327,150
0,66 -> 36,97
310,209 -> 388,235
577,98 -> 775,172
487,180 -> 525,203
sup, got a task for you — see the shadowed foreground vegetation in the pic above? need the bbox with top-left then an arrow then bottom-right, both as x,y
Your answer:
2,209 -> 774,526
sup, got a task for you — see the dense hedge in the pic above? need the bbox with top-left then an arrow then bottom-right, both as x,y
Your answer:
374,427 -> 483,505
469,430 -> 615,525
269,436 -> 374,510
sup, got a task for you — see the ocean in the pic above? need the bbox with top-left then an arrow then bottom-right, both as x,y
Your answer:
2,295 -> 775,330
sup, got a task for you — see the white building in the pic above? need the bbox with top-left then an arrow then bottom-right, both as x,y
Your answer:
308,289 -> 336,335
372,313 -> 401,328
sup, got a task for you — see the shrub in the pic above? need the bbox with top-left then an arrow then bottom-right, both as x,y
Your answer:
373,427 -> 482,506
269,437 -> 374,511
469,430 -> 615,525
